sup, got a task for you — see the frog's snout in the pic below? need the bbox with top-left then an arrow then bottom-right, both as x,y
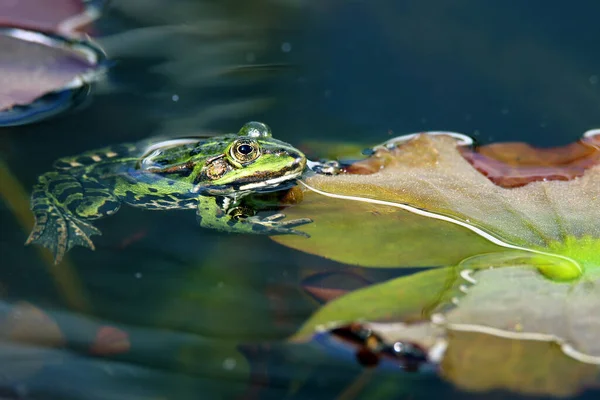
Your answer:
293,155 -> 307,171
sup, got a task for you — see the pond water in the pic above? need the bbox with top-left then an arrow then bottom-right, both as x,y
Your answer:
1,1 -> 599,399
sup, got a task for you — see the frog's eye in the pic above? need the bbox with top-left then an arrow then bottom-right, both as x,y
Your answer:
230,139 -> 260,164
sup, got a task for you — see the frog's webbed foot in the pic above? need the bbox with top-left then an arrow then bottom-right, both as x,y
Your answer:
26,208 -> 101,264
196,196 -> 312,237
244,212 -> 312,237
26,171 -> 118,264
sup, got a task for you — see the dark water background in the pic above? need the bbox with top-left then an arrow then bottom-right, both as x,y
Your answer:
1,1 -> 599,399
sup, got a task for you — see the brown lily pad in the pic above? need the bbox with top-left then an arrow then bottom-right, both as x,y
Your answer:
459,131 -> 600,188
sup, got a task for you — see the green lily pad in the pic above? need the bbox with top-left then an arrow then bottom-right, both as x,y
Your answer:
291,267 -> 454,341
277,193 -> 503,268
278,132 -> 599,396
293,257 -> 600,396
275,135 -> 600,270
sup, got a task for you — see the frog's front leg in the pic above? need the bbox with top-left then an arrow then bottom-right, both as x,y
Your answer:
196,196 -> 311,237
26,171 -> 121,263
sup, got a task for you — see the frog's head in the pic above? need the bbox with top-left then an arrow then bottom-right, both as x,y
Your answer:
198,121 -> 306,195
140,122 -> 306,195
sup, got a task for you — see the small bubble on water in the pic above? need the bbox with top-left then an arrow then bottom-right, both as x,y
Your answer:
281,42 -> 292,52
135,272 -> 142,279
172,94 -> 179,102
501,108 -> 509,115
590,75 -> 599,85
246,52 -> 256,63
223,357 -> 237,370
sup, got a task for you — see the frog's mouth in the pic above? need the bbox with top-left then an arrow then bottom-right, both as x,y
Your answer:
236,170 -> 303,192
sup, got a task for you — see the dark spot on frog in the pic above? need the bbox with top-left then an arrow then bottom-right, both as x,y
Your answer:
121,191 -> 141,204
97,200 -> 120,216
215,208 -> 226,218
55,186 -> 83,203
178,199 -> 197,208
148,187 -> 159,193
47,178 -> 75,194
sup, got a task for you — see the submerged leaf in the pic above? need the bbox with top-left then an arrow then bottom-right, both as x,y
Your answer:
295,264 -> 600,396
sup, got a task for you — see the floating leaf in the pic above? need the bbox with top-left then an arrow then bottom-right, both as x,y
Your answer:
291,268 -> 453,341
279,131 -> 599,396
460,132 -> 600,188
440,330 -> 599,397
0,28 -> 106,126
0,0 -> 102,36
275,132 -> 599,271
277,190 -> 503,268
294,263 -> 600,396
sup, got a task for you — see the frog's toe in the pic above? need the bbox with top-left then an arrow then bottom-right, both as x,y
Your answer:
276,217 -> 313,228
261,213 -> 287,222
288,228 -> 311,238
247,215 -> 312,237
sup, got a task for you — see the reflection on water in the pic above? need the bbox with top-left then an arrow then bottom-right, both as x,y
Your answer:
1,1 -> 600,399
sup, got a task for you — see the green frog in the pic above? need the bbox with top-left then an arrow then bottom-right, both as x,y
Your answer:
26,122 -> 311,263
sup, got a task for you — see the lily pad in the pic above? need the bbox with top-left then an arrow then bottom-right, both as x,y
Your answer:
0,28 -> 105,126
278,131 -> 599,396
292,260 -> 600,396
0,0 -> 102,36
275,132 -> 600,271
